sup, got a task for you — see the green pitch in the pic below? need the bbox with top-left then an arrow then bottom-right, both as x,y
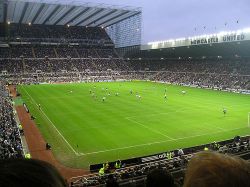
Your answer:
18,81 -> 250,168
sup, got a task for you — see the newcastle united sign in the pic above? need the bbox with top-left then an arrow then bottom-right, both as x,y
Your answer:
142,28 -> 250,50
190,34 -> 245,45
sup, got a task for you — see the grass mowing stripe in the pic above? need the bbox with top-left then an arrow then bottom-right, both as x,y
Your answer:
18,82 -> 250,167
21,86 -> 80,156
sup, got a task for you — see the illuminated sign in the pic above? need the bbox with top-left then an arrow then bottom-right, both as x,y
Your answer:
142,28 -> 250,50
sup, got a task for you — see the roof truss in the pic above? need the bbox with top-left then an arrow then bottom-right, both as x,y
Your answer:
1,0 -> 141,27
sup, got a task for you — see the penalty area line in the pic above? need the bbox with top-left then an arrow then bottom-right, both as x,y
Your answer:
22,86 -> 80,156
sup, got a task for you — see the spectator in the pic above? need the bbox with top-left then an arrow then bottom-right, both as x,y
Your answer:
0,159 -> 67,187
146,168 -> 175,187
183,151 -> 250,187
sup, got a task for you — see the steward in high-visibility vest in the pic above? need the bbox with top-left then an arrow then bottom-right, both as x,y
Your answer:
18,124 -> 23,130
204,147 -> 209,151
99,167 -> 104,176
167,152 -> 172,160
115,160 -> 121,169
25,153 -> 31,159
19,124 -> 24,134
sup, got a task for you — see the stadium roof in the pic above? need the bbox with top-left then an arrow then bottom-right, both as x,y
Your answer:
0,0 -> 141,27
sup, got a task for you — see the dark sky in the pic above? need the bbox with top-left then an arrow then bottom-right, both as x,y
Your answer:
67,0 -> 250,43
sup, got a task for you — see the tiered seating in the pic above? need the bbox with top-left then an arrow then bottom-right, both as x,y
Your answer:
0,81 -> 23,159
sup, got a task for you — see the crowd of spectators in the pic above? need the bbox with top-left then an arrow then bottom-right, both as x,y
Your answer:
152,71 -> 250,90
0,81 -> 23,159
1,23 -> 248,91
1,47 -> 250,90
124,58 -> 250,90
0,23 -> 112,44
0,46 -> 118,59
0,57 -> 249,90
0,58 -> 127,74
127,59 -> 250,75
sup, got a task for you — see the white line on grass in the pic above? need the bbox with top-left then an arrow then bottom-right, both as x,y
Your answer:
20,86 -> 250,157
22,86 -> 80,156
125,117 -> 175,140
78,126 -> 248,156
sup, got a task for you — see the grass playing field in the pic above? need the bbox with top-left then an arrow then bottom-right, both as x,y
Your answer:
18,81 -> 250,168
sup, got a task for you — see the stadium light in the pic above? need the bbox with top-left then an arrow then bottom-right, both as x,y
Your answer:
28,22 -> 31,26
7,21 -> 10,25
67,24 -> 70,27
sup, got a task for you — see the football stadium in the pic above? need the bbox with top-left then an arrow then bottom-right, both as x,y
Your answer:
0,0 -> 250,186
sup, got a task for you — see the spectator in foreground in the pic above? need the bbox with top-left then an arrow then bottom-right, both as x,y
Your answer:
0,159 -> 66,187
183,151 -> 250,187
146,168 -> 175,187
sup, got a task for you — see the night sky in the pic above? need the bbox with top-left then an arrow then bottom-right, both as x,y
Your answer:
54,0 -> 250,43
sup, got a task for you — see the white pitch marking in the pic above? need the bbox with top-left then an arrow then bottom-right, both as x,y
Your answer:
22,86 -> 79,156
79,126 -> 248,156
125,117 -> 175,140
21,86 -> 250,157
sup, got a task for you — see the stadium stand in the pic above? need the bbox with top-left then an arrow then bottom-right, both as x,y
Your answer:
70,135 -> 250,186
1,21 -> 249,92
0,80 -> 23,159
125,58 -> 250,90
1,1 -> 250,186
